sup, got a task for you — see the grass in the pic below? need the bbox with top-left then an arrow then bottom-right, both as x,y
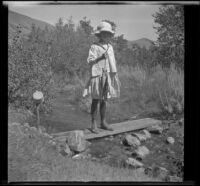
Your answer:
8,64 -> 184,182
70,64 -> 184,121
8,121 -> 159,182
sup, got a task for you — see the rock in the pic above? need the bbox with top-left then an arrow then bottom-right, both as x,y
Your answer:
166,137 -> 175,144
152,166 -> 169,179
147,125 -> 163,134
48,140 -> 56,146
132,133 -> 147,142
144,166 -> 153,175
72,153 -> 87,160
142,129 -> 151,139
126,158 -> 144,168
67,130 -> 87,152
130,115 -> 138,119
165,175 -> 182,182
178,118 -> 184,126
30,126 -> 37,132
132,146 -> 150,159
123,134 -> 141,147
58,142 -> 72,156
38,126 -> 46,134
23,123 -> 30,128
108,135 -> 114,141
43,132 -> 52,139
136,168 -> 145,174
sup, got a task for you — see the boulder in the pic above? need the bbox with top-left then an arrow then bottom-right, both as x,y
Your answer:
132,146 -> 150,159
147,125 -> 163,134
57,141 -> 72,156
126,157 -> 144,168
166,137 -> 175,144
132,133 -> 147,142
67,130 -> 87,152
123,134 -> 141,147
142,129 -> 151,139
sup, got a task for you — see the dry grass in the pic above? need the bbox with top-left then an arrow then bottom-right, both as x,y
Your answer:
73,64 -> 184,120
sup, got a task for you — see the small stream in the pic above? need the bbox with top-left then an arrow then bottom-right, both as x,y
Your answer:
27,89 -> 184,180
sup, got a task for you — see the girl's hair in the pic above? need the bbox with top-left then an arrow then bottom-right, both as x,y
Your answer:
95,31 -> 114,38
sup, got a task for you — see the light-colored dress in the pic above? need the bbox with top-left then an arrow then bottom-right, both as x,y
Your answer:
83,43 -> 120,100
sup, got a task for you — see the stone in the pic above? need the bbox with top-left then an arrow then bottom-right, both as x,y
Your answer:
42,132 -> 50,138
165,175 -> 182,182
23,123 -> 30,128
166,137 -> 175,144
132,146 -> 150,159
67,130 -> 87,152
108,135 -> 114,141
30,126 -> 37,132
123,134 -> 141,147
58,142 -> 72,156
144,166 -> 153,175
147,125 -> 163,134
142,129 -> 151,139
72,153 -> 87,160
152,166 -> 168,179
48,140 -> 56,146
126,157 -> 144,168
178,118 -> 184,126
132,133 -> 147,142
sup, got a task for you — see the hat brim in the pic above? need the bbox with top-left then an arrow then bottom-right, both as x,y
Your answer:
94,29 -> 115,35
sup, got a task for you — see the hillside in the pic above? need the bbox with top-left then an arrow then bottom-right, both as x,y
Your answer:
8,10 -> 54,39
128,38 -> 155,50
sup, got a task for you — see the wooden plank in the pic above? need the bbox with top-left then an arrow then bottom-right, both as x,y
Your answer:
52,118 -> 161,142
85,118 -> 161,140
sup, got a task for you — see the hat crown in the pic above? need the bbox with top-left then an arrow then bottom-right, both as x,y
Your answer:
97,21 -> 112,30
95,21 -> 114,34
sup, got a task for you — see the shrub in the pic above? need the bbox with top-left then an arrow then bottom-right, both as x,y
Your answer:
8,29 -> 54,114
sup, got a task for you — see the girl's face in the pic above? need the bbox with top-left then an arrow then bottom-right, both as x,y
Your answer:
99,31 -> 113,43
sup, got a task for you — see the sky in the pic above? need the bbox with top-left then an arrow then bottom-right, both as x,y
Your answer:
4,1 -> 162,41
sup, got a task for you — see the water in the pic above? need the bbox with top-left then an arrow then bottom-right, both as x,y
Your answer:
29,90 -> 121,134
28,90 -> 91,133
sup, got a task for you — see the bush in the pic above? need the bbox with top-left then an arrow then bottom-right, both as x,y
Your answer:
8,29 -> 54,114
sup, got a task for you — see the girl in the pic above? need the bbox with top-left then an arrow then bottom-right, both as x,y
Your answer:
83,21 -> 120,134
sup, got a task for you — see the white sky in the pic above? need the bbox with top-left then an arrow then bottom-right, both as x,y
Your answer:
4,1 -> 164,41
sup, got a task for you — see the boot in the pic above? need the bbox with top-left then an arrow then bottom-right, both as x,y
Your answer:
90,99 -> 99,134
100,100 -> 113,131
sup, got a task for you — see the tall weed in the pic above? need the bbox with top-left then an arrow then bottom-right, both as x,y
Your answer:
77,64 -> 184,120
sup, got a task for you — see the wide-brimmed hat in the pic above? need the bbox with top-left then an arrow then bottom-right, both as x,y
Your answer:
94,21 -> 115,35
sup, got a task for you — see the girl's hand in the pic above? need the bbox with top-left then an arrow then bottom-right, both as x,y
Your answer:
102,52 -> 108,59
110,72 -> 117,77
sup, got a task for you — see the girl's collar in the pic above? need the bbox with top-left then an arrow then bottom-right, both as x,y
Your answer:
94,41 -> 110,46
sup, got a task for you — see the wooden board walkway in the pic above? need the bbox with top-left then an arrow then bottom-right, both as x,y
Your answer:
52,118 -> 161,142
